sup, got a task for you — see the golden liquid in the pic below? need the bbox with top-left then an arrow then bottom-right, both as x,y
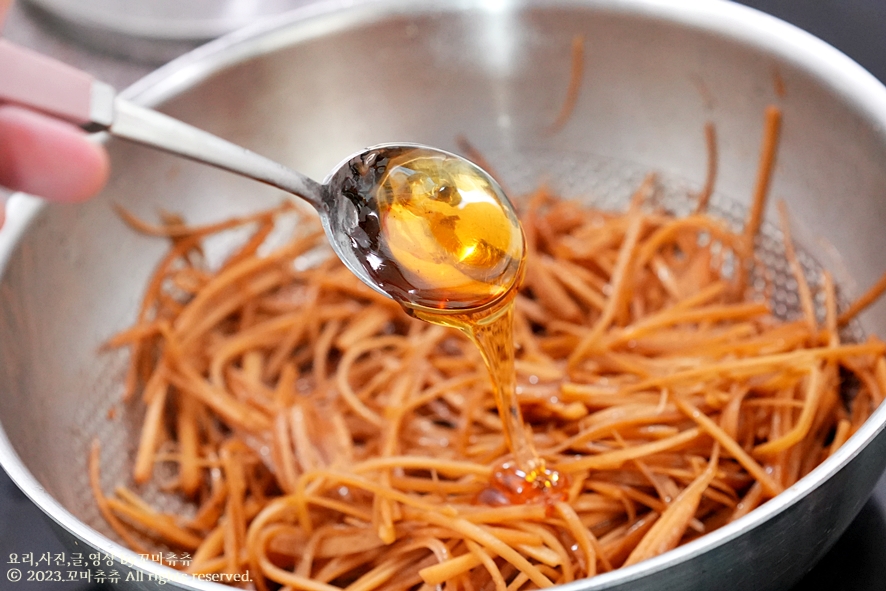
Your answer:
365,148 -> 568,504
364,149 -> 524,311
411,298 -> 569,505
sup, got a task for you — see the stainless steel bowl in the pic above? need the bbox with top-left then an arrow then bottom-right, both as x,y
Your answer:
4,0 -> 886,589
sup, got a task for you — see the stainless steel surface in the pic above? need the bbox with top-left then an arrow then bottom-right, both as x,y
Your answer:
3,0 -> 886,590
21,0 -> 316,64
3,2 -> 154,90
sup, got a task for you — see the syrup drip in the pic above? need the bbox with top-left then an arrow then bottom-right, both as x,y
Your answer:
350,146 -> 567,503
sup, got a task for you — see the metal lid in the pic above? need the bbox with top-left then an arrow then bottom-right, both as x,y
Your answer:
23,0 -> 313,63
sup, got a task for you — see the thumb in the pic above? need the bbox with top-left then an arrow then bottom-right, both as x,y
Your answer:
0,105 -> 110,203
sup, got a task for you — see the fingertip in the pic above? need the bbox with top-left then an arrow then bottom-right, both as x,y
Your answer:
67,135 -> 110,203
0,105 -> 110,203
0,0 -> 10,28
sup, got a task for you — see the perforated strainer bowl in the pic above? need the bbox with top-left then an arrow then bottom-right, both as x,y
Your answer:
4,0 -> 886,589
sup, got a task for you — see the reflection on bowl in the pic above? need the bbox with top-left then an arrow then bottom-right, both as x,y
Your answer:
23,0 -> 315,63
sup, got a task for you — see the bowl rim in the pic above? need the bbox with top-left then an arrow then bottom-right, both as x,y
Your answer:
23,0 -> 305,41
3,0 -> 886,589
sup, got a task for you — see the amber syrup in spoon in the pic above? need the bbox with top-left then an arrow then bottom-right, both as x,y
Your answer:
352,147 -> 568,505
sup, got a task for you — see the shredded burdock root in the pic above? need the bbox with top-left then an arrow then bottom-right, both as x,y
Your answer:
94,108 -> 886,590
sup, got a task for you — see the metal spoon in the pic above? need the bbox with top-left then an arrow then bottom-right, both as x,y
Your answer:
0,40 -> 524,312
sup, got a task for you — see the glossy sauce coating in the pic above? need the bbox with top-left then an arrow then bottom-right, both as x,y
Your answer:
483,460 -> 571,507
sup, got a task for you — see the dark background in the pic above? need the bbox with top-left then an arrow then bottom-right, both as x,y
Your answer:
3,1 -> 886,590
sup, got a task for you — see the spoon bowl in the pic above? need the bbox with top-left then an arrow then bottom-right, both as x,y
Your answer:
325,143 -> 525,312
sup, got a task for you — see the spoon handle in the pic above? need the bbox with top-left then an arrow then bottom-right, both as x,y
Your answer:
0,39 -> 326,209
110,99 -> 326,209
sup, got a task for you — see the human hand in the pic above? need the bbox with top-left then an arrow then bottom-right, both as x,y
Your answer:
0,0 -> 110,228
